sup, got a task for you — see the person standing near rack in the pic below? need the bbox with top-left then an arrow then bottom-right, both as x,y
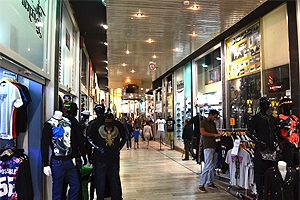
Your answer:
190,111 -> 205,164
182,119 -> 196,161
247,97 -> 278,200
198,110 -> 220,193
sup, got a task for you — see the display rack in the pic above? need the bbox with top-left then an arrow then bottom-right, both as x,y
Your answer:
215,128 -> 256,200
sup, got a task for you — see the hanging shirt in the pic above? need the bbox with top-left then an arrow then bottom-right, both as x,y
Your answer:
0,81 -> 23,139
225,148 -> 251,189
155,118 -> 166,131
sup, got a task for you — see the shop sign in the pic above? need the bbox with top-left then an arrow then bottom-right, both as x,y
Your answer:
148,62 -> 157,71
176,80 -> 184,93
21,0 -> 46,38
268,83 -> 283,93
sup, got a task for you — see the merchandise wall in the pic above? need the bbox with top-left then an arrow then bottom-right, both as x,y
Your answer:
225,4 -> 290,128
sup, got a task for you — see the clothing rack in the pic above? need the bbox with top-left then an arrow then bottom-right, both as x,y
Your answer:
214,129 -> 256,200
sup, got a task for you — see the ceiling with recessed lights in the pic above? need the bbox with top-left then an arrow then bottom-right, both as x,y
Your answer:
106,0 -> 267,86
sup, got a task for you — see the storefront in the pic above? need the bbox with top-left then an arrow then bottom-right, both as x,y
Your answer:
173,63 -> 192,148
194,46 -> 223,128
0,0 -> 58,199
225,3 -> 291,128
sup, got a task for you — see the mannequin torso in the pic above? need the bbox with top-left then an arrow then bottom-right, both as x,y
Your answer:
53,111 -> 63,120
278,161 -> 287,181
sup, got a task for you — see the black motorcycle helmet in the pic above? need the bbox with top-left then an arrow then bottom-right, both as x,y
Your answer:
259,97 -> 270,110
279,97 -> 294,107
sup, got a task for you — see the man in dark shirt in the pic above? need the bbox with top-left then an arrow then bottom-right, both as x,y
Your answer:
86,112 -> 126,200
198,110 -> 220,193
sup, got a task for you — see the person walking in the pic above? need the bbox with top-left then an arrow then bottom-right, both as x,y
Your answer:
182,119 -> 196,161
198,110 -> 220,193
123,118 -> 133,150
143,121 -> 153,149
132,125 -> 141,149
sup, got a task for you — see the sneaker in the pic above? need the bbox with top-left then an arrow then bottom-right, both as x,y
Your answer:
199,187 -> 207,193
207,184 -> 218,189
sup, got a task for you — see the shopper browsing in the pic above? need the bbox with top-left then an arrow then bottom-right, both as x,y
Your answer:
198,110 -> 220,193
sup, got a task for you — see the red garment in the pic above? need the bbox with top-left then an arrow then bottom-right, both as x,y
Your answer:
279,114 -> 299,147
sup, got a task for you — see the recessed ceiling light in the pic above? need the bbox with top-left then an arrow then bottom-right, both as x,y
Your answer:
103,42 -> 108,45
189,31 -> 198,37
190,3 -> 200,10
136,9 -> 144,18
152,54 -> 157,59
104,61 -> 108,63
126,50 -> 130,54
174,48 -> 180,52
131,69 -> 135,73
122,63 -> 126,66
146,38 -> 153,43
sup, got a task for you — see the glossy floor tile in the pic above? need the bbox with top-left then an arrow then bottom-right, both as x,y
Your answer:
116,140 -> 238,200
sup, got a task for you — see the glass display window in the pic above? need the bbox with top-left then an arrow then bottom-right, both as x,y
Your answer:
264,64 -> 290,118
226,22 -> 261,80
196,48 -> 221,87
228,73 -> 261,128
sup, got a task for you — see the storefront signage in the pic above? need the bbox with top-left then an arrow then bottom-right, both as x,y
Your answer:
176,80 -> 184,93
21,0 -> 46,38
268,83 -> 283,93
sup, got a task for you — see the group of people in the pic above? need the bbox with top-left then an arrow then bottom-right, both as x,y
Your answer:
42,96 -> 126,200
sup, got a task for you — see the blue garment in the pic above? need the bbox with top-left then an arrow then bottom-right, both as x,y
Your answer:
51,158 -> 80,200
93,161 -> 122,200
132,129 -> 140,142
199,148 -> 218,187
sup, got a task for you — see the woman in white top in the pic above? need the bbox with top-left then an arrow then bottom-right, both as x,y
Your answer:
143,121 -> 153,149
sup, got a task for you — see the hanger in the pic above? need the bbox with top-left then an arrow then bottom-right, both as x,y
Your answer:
0,148 -> 14,157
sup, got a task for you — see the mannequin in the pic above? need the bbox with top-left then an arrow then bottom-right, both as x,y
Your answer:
53,110 -> 63,120
43,110 -> 63,176
155,115 -> 166,145
41,110 -> 82,200
277,97 -> 299,167
247,97 -> 278,200
264,160 -> 298,200
166,115 -> 175,149
278,160 -> 287,180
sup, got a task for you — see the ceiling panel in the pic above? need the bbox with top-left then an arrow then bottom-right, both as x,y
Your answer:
106,0 -> 267,86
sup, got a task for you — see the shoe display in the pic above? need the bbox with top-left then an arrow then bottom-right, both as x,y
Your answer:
207,184 -> 218,189
199,187 -> 207,193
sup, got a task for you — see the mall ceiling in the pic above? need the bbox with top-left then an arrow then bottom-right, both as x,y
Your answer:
70,0 -> 280,89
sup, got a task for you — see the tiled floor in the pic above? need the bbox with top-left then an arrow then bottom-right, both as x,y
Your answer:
117,140 -> 238,200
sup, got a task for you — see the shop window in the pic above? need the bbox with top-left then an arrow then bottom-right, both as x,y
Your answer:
196,48 -> 221,86
228,73 -> 261,128
264,64 -> 290,118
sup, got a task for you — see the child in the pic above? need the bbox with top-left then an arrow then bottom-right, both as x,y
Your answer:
132,126 -> 141,149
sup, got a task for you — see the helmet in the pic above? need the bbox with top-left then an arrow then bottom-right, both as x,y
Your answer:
279,97 -> 294,107
94,104 -> 105,116
259,97 -> 270,110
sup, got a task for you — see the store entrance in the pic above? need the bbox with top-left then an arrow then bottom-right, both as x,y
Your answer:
0,66 -> 44,200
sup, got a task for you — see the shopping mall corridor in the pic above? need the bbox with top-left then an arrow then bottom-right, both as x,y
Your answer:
116,140 -> 237,200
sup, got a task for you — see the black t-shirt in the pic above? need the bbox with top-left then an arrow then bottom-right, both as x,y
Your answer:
166,118 -> 175,132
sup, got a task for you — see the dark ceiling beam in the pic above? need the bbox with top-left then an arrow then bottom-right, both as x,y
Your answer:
69,0 -> 108,80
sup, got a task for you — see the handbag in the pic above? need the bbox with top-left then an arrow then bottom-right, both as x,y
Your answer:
260,148 -> 279,161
